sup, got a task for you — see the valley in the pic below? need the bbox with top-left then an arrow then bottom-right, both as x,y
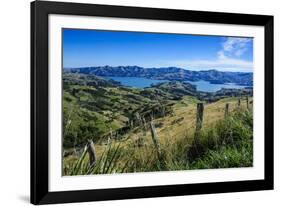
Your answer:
63,72 -> 253,175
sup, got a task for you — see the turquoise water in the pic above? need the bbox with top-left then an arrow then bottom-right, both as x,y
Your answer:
184,80 -> 245,92
105,76 -> 167,88
105,76 -> 245,92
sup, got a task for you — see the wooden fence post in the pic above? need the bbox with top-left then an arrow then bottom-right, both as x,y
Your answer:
161,105 -> 165,117
150,114 -> 154,121
192,103 -> 204,157
237,98 -> 241,108
225,103 -> 229,118
135,112 -> 142,127
196,103 -> 204,131
87,140 -> 97,166
109,127 -> 113,139
130,119 -> 134,129
142,117 -> 147,131
246,96 -> 249,109
149,121 -> 161,159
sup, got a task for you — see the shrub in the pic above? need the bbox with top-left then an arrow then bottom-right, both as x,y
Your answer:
187,110 -> 253,169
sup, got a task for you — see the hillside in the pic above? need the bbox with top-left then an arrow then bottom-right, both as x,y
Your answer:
64,95 -> 253,174
63,72 -> 253,174
63,73 -> 253,148
124,96 -> 251,146
65,66 -> 253,86
63,73 -> 179,147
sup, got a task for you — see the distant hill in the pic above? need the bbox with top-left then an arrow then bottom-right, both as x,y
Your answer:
65,66 -> 253,86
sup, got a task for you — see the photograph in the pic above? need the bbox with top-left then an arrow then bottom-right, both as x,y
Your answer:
29,1 -> 273,204
62,29 -> 254,176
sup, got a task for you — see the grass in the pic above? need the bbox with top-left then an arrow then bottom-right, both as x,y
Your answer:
64,141 -> 128,175
64,99 -> 253,175
187,109 -> 253,169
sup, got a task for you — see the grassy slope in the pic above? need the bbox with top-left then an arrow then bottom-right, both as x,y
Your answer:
118,96 -> 249,147
63,85 -> 161,146
63,75 -> 187,148
64,95 -> 253,175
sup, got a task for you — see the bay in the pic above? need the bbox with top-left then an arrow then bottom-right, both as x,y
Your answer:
104,76 -> 167,88
105,76 -> 245,92
184,80 -> 246,92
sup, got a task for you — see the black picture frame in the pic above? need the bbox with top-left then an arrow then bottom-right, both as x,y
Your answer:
31,0 -> 274,204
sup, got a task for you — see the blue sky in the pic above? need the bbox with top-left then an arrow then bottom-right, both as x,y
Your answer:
63,29 -> 253,72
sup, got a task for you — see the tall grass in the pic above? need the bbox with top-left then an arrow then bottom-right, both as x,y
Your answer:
64,109 -> 253,175
64,142 -> 128,175
187,109 -> 253,169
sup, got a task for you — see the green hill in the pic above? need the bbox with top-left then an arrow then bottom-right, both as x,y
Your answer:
62,73 -> 253,175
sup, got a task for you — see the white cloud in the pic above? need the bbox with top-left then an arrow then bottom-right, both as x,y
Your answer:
217,51 -> 226,60
169,58 -> 253,72
220,37 -> 252,58
164,37 -> 253,72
